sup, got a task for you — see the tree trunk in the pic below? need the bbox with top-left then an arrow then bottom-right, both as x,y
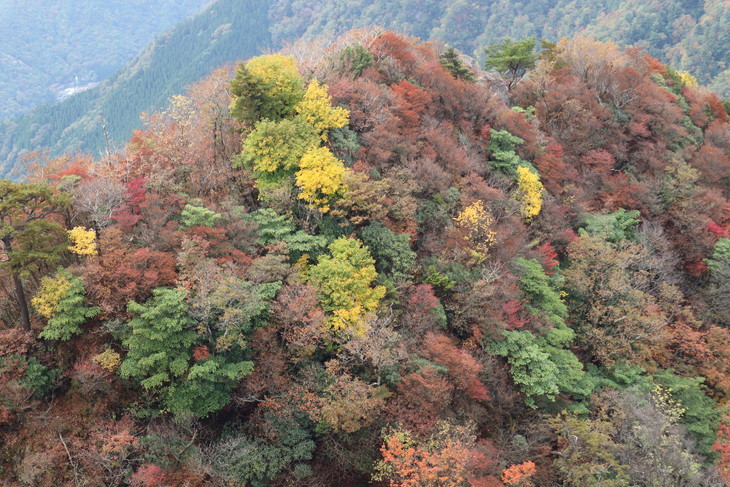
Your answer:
12,273 -> 31,332
3,236 -> 31,332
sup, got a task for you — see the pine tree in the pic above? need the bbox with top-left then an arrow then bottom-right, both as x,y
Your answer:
439,45 -> 476,82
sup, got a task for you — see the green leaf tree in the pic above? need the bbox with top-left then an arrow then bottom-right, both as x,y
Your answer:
491,329 -> 589,408
511,257 -> 567,327
119,288 -> 197,392
235,117 -> 319,193
180,203 -> 222,228
580,209 -> 641,243
360,222 -> 415,284
246,208 -> 328,261
483,36 -> 538,89
120,287 -> 255,417
706,238 -> 730,326
0,180 -> 70,331
35,270 -> 99,341
487,129 -> 533,177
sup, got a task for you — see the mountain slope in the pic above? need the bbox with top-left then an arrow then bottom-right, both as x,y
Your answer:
1,33 -> 729,485
0,0 -> 271,176
269,0 -> 730,96
0,0 -> 211,120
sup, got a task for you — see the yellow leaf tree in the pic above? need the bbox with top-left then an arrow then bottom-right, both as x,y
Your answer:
308,237 -> 385,335
296,146 -> 348,212
515,166 -> 544,221
68,226 -> 98,255
453,200 -> 496,262
230,54 -> 304,123
32,272 -> 73,319
295,79 -> 350,140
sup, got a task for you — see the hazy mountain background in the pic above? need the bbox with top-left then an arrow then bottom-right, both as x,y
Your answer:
0,0 -> 211,120
1,0 -> 729,177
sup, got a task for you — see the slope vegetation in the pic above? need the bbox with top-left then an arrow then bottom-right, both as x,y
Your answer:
0,31 -> 729,486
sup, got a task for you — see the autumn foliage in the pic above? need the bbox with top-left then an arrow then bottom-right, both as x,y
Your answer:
0,29 -> 728,487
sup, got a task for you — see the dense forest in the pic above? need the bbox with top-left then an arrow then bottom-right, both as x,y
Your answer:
3,0 -> 730,179
0,0 -> 210,120
1,30 -> 729,486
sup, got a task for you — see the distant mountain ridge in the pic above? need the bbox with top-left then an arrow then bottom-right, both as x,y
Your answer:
0,0 -> 211,120
0,0 -> 271,176
269,0 -> 730,96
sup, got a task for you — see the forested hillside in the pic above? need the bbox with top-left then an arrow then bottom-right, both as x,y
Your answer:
0,0 -> 210,120
0,0 -> 271,177
1,31 -> 729,486
3,0 -> 730,178
270,0 -> 730,97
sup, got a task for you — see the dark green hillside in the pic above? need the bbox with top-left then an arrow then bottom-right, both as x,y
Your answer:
270,0 -> 730,95
0,0 -> 271,177
0,0 -> 210,120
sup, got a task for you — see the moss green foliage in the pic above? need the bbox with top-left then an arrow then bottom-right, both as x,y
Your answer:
340,44 -> 375,77
0,180 -> 70,275
37,271 -> 99,341
585,362 -> 651,393
580,209 -> 641,243
487,129 -> 534,177
119,287 -> 253,417
484,37 -> 538,88
490,329 -> 590,408
0,355 -> 58,399
423,264 -> 456,291
360,222 -> 416,284
706,238 -> 730,326
119,288 -> 197,391
653,370 -> 721,457
246,208 -> 328,260
209,428 -> 315,487
490,258 -> 591,407
707,238 -> 730,278
511,257 -> 566,327
165,355 -> 253,418
180,204 -> 222,228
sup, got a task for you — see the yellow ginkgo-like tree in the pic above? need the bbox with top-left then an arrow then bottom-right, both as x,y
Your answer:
515,166 -> 544,221
454,200 -> 496,262
295,79 -> 349,140
67,226 -> 98,255
308,237 -> 385,335
296,146 -> 348,212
